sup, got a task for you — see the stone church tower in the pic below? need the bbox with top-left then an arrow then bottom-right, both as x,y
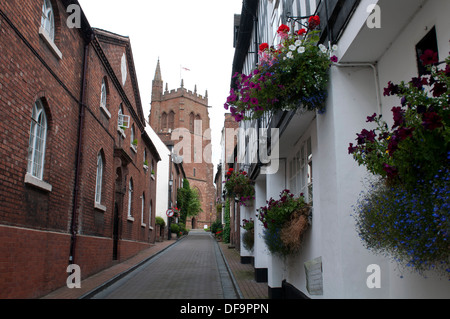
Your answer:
149,60 -> 216,229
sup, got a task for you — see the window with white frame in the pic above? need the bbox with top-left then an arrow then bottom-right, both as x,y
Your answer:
128,178 -> 133,219
100,78 -> 108,112
289,136 -> 313,204
141,193 -> 145,226
149,201 -> 152,227
27,99 -> 48,180
95,153 -> 104,205
41,0 -> 55,41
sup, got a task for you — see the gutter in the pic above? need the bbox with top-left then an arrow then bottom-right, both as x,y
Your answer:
69,35 -> 92,264
333,62 -> 382,115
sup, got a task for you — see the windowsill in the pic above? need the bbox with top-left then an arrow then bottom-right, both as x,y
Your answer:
127,216 -> 134,222
130,145 -> 137,153
149,225 -> 154,230
141,222 -> 146,228
39,27 -> 62,60
94,202 -> 107,212
100,104 -> 112,119
24,173 -> 52,192
151,174 -> 155,180
143,165 -> 148,172
118,127 -> 126,139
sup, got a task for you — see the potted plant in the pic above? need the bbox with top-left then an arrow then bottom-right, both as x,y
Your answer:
224,16 -> 338,122
257,190 -> 311,257
223,168 -> 255,206
349,52 -> 449,277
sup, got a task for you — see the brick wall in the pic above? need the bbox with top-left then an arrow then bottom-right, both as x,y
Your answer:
0,0 -> 160,298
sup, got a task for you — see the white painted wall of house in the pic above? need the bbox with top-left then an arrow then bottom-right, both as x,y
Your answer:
281,0 -> 450,298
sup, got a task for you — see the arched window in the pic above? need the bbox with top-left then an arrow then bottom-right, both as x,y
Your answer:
161,112 -> 168,131
100,78 -> 108,110
168,111 -> 175,130
127,178 -> 133,218
189,112 -> 195,132
95,153 -> 104,204
41,0 -> 55,41
27,99 -> 48,180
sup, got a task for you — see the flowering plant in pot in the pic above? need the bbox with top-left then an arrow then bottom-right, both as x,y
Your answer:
257,190 -> 311,256
349,52 -> 449,277
241,218 -> 255,251
224,168 -> 255,206
225,16 -> 338,122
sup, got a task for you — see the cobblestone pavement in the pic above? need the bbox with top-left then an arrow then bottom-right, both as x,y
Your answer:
41,230 -> 267,300
90,230 -> 239,299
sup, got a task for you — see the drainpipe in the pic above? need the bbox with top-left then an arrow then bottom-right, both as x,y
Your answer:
69,35 -> 92,265
332,62 -> 382,115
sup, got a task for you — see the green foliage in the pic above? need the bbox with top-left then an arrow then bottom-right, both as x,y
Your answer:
350,53 -> 450,276
211,219 -> 223,234
170,223 -> 179,234
349,55 -> 450,189
223,168 -> 255,205
225,20 -> 336,122
155,216 -> 165,228
223,198 -> 231,244
257,190 -> 310,256
177,179 -> 202,227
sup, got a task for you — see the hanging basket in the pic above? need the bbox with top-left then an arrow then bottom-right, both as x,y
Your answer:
280,207 -> 311,255
242,228 -> 254,252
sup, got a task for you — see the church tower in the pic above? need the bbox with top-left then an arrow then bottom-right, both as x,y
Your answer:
149,60 -> 216,229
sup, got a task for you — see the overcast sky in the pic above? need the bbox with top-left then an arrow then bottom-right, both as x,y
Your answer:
78,0 -> 243,172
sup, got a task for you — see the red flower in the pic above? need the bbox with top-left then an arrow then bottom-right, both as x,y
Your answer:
308,15 -> 320,29
383,163 -> 398,179
420,49 -> 438,66
297,28 -> 307,36
422,112 -> 443,130
277,24 -> 290,34
259,43 -> 269,52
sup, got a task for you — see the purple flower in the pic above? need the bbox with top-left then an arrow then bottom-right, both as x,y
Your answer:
348,143 -> 357,154
330,55 -> 338,63
366,113 -> 377,123
250,97 -> 259,105
384,81 -> 399,97
391,106 -> 405,128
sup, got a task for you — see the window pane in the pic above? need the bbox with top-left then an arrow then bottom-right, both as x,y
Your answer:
28,101 -> 47,180
95,155 -> 103,204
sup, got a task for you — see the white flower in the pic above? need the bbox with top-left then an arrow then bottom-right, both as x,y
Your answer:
289,45 -> 296,51
297,46 -> 305,54
286,51 -> 294,59
332,44 -> 338,51
319,44 -> 327,53
295,40 -> 302,47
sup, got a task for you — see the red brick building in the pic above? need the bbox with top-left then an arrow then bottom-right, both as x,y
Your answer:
149,60 -> 216,229
0,0 -> 160,298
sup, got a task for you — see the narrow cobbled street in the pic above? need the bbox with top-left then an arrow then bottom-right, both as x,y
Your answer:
91,230 -> 239,299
